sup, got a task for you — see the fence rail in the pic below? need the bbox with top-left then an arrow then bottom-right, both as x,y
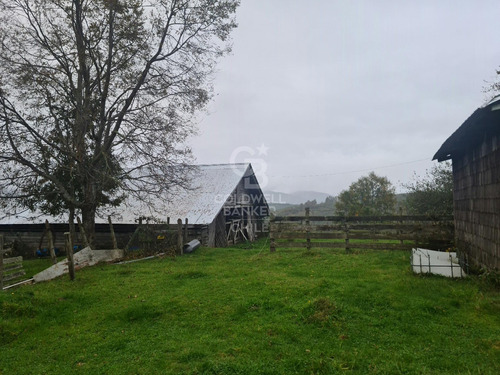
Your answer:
270,209 -> 454,252
1,235 -> 26,289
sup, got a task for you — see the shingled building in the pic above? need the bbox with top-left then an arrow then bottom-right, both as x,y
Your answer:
434,96 -> 500,271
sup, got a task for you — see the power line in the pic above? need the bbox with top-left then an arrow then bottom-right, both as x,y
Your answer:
270,158 -> 432,179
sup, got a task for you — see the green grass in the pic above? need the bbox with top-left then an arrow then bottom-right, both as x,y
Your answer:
1,240 -> 499,374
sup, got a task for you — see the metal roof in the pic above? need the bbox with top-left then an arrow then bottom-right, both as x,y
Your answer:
433,97 -> 500,162
0,163 -> 264,225
126,163 -> 258,225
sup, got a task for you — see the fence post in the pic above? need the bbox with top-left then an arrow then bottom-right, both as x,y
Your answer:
184,218 -> 189,245
177,219 -> 183,255
108,216 -> 118,249
0,235 -> 4,290
398,207 -> 404,248
45,220 -> 57,264
270,236 -> 276,252
64,232 -> 75,281
269,217 -> 276,252
124,217 -> 142,253
145,217 -> 150,252
344,216 -> 350,253
305,207 -> 311,251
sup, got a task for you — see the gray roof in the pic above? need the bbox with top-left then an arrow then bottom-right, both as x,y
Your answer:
125,163 -> 259,225
434,96 -> 500,162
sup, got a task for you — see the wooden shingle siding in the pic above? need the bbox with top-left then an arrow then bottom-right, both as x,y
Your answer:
452,134 -> 500,270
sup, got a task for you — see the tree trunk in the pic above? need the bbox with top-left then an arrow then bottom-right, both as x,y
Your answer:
81,204 -> 97,247
68,207 -> 77,249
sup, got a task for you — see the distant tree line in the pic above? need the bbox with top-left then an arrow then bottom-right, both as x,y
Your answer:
335,172 -> 396,216
403,162 -> 453,216
274,166 -> 453,217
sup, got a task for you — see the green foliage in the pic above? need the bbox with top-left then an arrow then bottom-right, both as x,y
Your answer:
403,162 -> 453,216
335,172 -> 396,216
1,243 -> 499,374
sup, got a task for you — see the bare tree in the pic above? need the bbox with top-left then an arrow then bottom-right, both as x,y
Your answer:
0,0 -> 239,244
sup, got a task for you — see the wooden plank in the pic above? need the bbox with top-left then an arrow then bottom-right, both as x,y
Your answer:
274,242 -> 308,249
272,216 -> 341,222
183,218 -> 189,245
271,224 -> 345,232
3,270 -> 26,283
275,241 -> 346,249
305,208 -> 311,251
344,243 -> 412,250
309,242 -> 346,249
347,233 -> 411,241
177,219 -> 183,254
3,263 -> 23,272
272,215 -> 453,223
2,278 -> 33,289
270,223 -> 453,232
274,240 -> 413,251
3,256 -> 23,265
272,229 -> 445,238
275,232 -> 345,240
346,223 -> 451,231
271,234 -> 451,243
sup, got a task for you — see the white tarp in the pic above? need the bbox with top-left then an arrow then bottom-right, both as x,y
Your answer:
412,248 -> 466,278
33,247 -> 124,282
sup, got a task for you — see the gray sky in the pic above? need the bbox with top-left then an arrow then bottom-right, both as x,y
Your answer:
190,0 -> 500,196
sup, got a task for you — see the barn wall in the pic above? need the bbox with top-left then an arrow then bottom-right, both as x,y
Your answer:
452,134 -> 500,271
220,174 -> 269,246
207,211 -> 228,248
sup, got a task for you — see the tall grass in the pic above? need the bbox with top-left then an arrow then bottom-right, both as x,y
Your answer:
1,241 -> 499,374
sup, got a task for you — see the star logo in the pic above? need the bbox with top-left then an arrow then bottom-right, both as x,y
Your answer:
257,143 -> 269,156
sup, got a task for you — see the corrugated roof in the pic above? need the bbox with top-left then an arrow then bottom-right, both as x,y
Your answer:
0,163 -> 263,225
433,97 -> 500,162
144,163 -> 257,225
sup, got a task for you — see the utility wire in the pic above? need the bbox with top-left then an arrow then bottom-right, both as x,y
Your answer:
269,157 -> 431,179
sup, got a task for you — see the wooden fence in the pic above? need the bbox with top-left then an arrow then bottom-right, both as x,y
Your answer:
0,217 -> 206,259
270,208 -> 454,252
123,217 -> 198,256
1,235 -> 26,289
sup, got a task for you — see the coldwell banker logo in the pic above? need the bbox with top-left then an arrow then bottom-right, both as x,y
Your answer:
229,144 -> 269,189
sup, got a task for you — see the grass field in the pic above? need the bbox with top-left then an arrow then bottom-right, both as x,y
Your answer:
1,240 -> 499,374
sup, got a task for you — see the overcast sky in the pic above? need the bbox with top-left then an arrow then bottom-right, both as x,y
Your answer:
190,0 -> 500,196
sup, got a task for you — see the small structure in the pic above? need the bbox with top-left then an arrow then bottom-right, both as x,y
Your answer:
433,96 -> 500,271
